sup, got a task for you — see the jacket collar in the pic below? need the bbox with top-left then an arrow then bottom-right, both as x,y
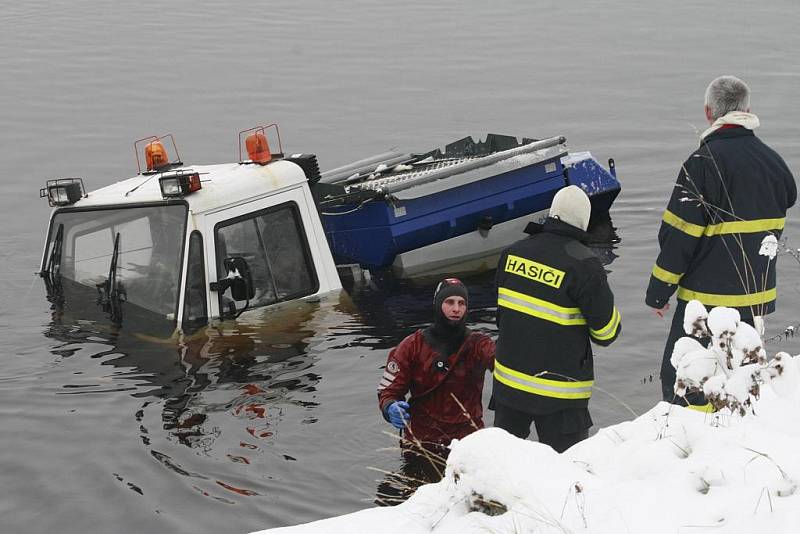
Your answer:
700,111 -> 759,141
702,125 -> 756,143
524,217 -> 590,242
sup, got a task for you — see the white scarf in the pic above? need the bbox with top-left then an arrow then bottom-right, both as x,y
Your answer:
701,111 -> 760,141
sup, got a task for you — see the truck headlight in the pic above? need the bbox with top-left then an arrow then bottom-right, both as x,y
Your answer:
40,178 -> 85,207
159,171 -> 201,198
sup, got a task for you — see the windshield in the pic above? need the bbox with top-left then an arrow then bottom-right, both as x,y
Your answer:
44,204 -> 187,320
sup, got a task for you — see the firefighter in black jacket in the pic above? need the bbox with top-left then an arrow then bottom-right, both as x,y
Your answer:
647,75 -> 796,407
493,185 -> 621,453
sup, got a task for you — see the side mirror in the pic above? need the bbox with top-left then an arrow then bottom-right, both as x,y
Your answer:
222,257 -> 255,301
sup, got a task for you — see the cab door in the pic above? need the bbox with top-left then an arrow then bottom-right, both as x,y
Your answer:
203,187 -> 326,319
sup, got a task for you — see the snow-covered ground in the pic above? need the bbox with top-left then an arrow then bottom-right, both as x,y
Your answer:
253,302 -> 800,533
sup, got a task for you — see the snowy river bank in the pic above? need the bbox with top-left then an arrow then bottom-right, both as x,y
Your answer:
257,393 -> 800,534
255,305 -> 800,533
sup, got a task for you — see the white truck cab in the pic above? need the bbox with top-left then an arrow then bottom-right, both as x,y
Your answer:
40,130 -> 342,332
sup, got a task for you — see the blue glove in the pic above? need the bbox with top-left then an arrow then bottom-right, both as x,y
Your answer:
386,400 -> 411,429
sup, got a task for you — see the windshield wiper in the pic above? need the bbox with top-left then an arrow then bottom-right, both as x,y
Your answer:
96,232 -> 127,324
41,224 -> 64,301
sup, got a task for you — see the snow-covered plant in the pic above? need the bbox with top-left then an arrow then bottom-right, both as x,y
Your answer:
682,299 -> 709,338
759,234 -> 778,259
672,300 -> 796,416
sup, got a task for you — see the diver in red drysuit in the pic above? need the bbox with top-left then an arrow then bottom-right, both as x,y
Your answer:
377,278 -> 495,448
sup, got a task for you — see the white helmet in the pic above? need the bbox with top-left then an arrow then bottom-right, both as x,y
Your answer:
549,185 -> 591,231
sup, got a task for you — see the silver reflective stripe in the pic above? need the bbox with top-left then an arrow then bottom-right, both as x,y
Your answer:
498,292 -> 585,324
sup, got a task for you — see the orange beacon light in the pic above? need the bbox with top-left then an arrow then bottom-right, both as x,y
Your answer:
245,131 -> 271,164
134,134 -> 182,175
145,140 -> 170,171
239,124 -> 282,165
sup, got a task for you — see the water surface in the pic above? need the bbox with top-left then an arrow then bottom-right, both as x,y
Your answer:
2,1 -> 800,532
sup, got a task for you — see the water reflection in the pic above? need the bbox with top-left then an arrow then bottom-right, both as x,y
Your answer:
165,311 -> 321,454
586,211 -> 621,268
42,296 -> 339,504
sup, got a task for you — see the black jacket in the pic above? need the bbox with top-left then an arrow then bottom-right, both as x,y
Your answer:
646,127 -> 796,317
493,218 -> 621,415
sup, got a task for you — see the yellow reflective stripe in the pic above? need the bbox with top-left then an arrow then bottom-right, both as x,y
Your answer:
494,372 -> 592,400
498,299 -> 586,326
652,264 -> 683,285
685,402 -> 715,414
590,307 -> 621,341
495,361 -> 594,389
663,210 -> 704,237
498,287 -> 586,326
499,287 -> 582,315
704,217 -> 785,236
494,360 -> 593,400
664,210 -> 784,238
677,287 -> 776,307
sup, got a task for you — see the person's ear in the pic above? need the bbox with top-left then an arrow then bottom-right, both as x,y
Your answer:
704,105 -> 714,123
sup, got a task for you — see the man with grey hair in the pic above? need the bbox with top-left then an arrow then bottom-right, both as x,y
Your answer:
647,75 -> 796,410
704,75 -> 751,122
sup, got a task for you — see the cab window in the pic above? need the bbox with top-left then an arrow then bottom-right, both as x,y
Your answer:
182,231 -> 208,330
46,204 -> 187,320
214,202 -> 318,313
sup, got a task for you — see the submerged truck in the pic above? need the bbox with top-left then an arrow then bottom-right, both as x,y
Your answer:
39,125 -> 620,331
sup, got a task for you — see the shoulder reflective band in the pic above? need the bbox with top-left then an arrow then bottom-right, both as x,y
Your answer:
590,307 -> 621,341
663,210 -> 704,237
685,402 -> 715,414
677,287 -> 776,307
494,360 -> 593,400
652,264 -> 682,285
704,217 -> 785,236
504,254 -> 565,288
498,287 -> 586,326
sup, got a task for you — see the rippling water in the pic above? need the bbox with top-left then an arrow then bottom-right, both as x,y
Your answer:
2,1 -> 800,532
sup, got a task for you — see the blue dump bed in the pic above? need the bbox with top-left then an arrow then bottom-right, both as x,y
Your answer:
314,135 -> 620,270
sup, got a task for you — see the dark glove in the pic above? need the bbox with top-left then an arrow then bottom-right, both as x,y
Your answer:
385,400 -> 411,429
